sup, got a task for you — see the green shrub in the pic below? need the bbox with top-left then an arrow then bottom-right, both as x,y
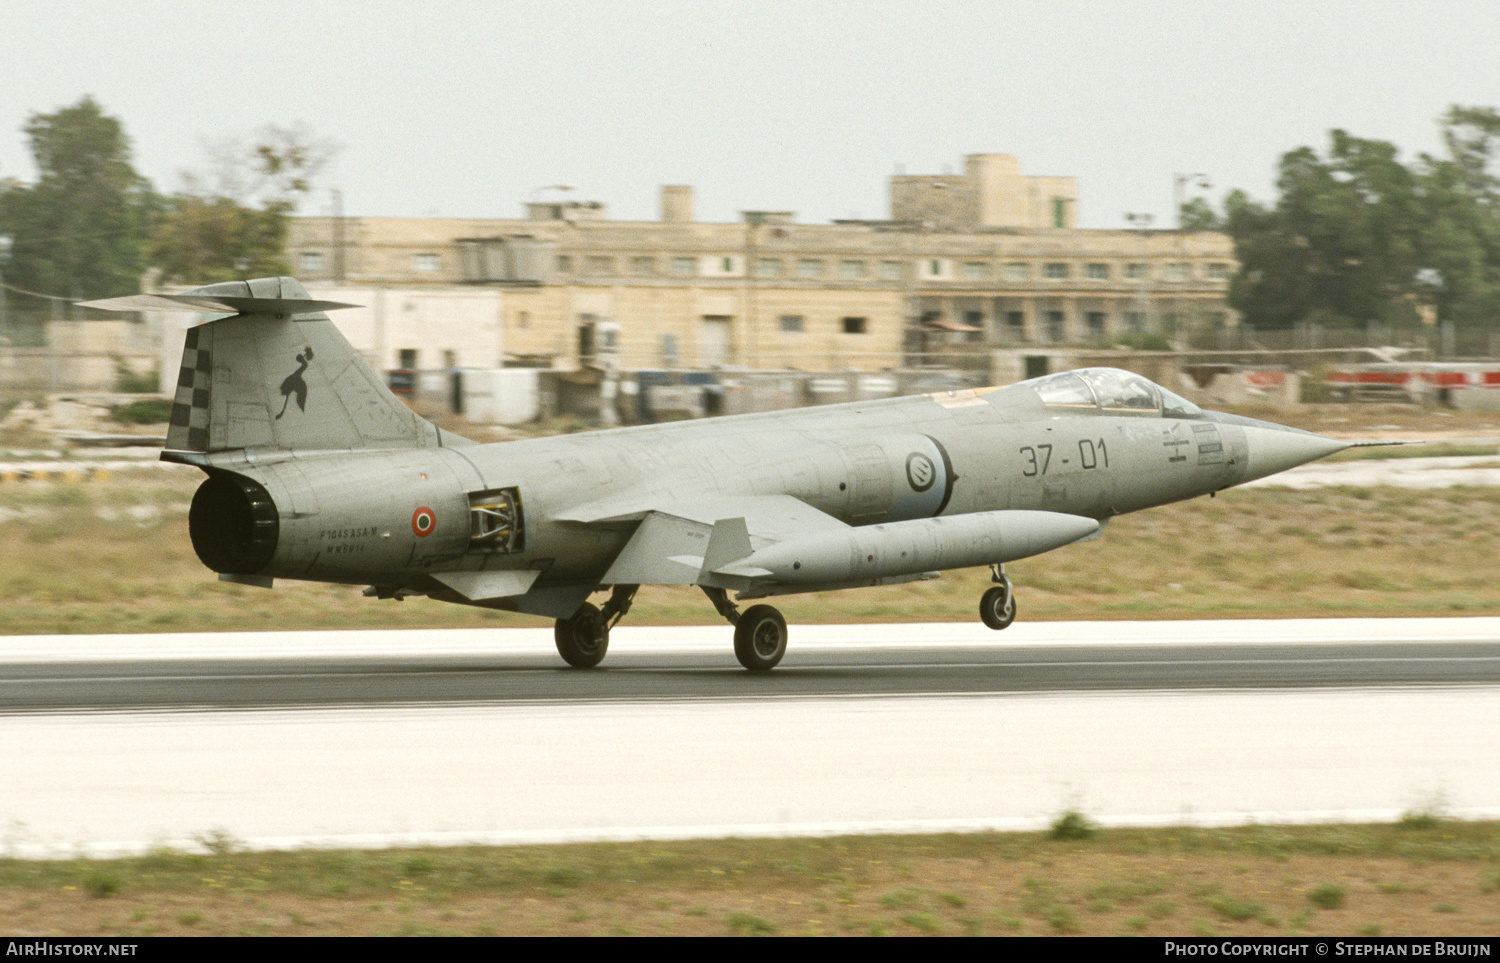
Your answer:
1307,883 -> 1345,909
110,398 -> 174,424
1049,810 -> 1098,841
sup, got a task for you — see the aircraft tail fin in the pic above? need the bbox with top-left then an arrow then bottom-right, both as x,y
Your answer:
84,277 -> 459,456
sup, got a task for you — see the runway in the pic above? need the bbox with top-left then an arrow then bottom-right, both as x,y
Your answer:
1,619 -> 1497,859
2,619 -> 1499,710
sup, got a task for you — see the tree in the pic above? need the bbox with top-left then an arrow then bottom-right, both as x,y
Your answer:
1177,197 -> 1223,231
0,96 -> 155,301
150,123 -> 336,285
149,196 -> 291,286
1220,110 -> 1500,333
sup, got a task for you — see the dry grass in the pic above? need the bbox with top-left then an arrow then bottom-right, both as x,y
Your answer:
0,473 -> 1497,635
3,822 -> 1498,937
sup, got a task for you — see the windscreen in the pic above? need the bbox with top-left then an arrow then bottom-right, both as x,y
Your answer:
1077,369 -> 1159,412
1030,367 -> 1173,416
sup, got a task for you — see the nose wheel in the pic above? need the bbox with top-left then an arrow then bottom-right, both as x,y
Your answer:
980,564 -> 1016,630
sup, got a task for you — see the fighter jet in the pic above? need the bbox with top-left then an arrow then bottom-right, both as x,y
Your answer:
83,277 -> 1352,671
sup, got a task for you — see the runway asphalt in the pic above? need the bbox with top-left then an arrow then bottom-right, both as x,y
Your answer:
2,619 -> 1497,712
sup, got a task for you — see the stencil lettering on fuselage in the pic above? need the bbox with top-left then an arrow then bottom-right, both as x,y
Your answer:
1192,423 -> 1225,465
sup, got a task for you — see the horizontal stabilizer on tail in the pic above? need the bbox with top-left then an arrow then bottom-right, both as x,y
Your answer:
79,293 -> 360,318
86,276 -> 452,456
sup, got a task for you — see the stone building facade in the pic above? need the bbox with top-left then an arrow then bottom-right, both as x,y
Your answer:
286,154 -> 1235,373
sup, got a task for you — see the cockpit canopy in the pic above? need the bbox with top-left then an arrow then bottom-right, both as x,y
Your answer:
1026,367 -> 1202,418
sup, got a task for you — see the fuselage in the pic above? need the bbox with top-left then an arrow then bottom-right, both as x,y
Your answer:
188,368 -> 1346,601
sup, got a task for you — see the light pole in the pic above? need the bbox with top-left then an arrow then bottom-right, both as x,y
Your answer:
1173,172 -> 1211,228
1122,215 -> 1155,338
0,234 -> 12,347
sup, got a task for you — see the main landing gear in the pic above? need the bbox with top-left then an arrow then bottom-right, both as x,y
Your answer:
979,563 -> 1016,631
703,586 -> 787,672
554,584 -> 637,668
554,583 -> 788,672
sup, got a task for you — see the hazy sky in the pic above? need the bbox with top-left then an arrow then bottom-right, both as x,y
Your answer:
3,0 -> 1496,228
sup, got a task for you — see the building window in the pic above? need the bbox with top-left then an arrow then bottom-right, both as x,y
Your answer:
557,255 -> 572,273
660,333 -> 679,366
1086,312 -> 1107,337
1044,263 -> 1069,280
840,260 -> 866,279
586,255 -> 615,275
779,314 -> 805,333
398,349 -> 419,370
879,260 -> 903,280
1206,262 -> 1231,280
1052,197 -> 1067,228
630,256 -> 656,275
1005,311 -> 1025,335
670,257 -> 698,276
1002,263 -> 1030,282
1125,311 -> 1147,332
1086,263 -> 1109,280
928,259 -> 943,277
1045,311 -> 1065,341
299,251 -> 325,273
962,261 -> 987,281
413,253 -> 442,272
797,259 -> 824,278
721,256 -> 735,273
841,316 -> 868,334
1163,262 -> 1189,282
757,258 -> 783,277
1125,263 -> 1149,280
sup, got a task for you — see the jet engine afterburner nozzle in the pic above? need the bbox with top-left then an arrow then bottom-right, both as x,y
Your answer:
188,472 -> 280,575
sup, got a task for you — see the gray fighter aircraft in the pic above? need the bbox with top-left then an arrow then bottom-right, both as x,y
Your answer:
84,277 -> 1351,671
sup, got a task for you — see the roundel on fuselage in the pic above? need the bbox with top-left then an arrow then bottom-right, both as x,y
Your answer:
906,452 -> 937,492
887,435 -> 953,521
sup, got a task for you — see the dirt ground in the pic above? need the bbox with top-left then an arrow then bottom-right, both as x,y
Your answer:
2,848 -> 1496,937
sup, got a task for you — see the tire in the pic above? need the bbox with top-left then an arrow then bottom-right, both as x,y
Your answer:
554,602 -> 609,668
980,585 -> 1016,630
733,604 -> 787,672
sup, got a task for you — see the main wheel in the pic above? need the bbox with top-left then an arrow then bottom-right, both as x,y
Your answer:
733,604 -> 787,672
554,602 -> 609,668
980,585 -> 1016,630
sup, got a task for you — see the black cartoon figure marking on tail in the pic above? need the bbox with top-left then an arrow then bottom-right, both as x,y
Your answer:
276,347 -> 315,420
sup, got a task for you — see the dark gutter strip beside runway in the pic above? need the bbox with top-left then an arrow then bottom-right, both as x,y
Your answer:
1,642 -> 1498,712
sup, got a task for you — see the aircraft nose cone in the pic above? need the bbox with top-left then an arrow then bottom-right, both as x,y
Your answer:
1242,425 -> 1349,482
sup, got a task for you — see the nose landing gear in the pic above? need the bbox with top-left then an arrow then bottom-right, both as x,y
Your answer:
980,563 -> 1016,630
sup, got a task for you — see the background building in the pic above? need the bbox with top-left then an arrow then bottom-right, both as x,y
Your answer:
287,154 -> 1236,375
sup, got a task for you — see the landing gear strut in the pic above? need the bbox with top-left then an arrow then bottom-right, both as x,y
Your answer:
554,584 -> 638,668
702,586 -> 787,672
980,564 -> 1016,631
